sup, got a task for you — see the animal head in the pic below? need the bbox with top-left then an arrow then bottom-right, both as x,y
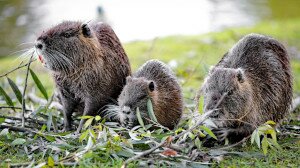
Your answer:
202,67 -> 252,126
117,76 -> 156,128
35,21 -> 100,72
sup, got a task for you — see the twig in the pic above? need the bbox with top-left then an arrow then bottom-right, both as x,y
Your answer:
0,114 -> 46,125
211,135 -> 251,150
0,124 -> 72,138
123,139 -> 166,166
193,86 -> 203,113
123,110 -> 214,166
0,106 -> 31,111
0,125 -> 37,133
8,161 -> 78,167
28,93 -> 63,111
214,118 -> 256,128
22,54 -> 34,127
0,59 -> 36,78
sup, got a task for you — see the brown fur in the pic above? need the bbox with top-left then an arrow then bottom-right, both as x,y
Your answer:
106,60 -> 183,129
35,21 -> 131,131
200,34 -> 292,141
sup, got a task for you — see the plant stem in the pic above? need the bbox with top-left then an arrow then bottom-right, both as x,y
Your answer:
21,54 -> 34,127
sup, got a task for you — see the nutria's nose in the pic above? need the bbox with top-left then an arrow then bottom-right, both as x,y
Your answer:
122,106 -> 131,115
35,42 -> 43,50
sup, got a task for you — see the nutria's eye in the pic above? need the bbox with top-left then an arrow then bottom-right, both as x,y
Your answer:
149,81 -> 155,92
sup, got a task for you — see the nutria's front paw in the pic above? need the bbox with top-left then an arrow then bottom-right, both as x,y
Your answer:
121,118 -> 134,129
213,128 -> 232,141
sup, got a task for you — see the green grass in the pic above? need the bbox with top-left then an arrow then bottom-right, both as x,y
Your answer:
0,18 -> 300,167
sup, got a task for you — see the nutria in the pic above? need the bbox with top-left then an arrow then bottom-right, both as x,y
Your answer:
198,33 -> 292,141
105,60 -> 183,129
35,21 -> 131,132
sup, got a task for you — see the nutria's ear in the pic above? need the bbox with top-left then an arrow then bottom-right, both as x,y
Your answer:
148,81 -> 155,92
126,76 -> 132,83
236,68 -> 245,83
81,23 -> 92,38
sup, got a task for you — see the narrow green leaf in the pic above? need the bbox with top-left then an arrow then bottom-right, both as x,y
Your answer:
83,118 -> 94,129
0,128 -> 9,136
79,130 -> 89,142
255,130 -> 261,149
136,107 -> 145,129
79,115 -> 93,119
251,129 -> 257,144
48,156 -> 55,167
7,77 -> 22,104
43,135 -> 55,142
188,132 -> 196,140
195,137 -> 202,149
89,128 -> 96,139
267,138 -> 282,150
199,125 -> 217,140
270,129 -> 277,143
265,120 -> 276,126
30,69 -> 48,100
0,117 -> 5,124
11,138 -> 26,146
116,149 -> 135,158
261,136 -> 268,155
0,86 -> 14,107
147,99 -> 158,122
198,96 -> 205,114
47,112 -> 53,132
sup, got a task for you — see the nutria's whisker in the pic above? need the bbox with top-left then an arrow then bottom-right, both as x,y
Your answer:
17,41 -> 35,46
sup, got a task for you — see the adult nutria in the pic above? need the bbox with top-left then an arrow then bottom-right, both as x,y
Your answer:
198,33 -> 292,141
35,21 -> 131,132
105,60 -> 183,129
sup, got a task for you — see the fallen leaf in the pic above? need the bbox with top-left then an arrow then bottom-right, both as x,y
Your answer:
161,148 -> 177,156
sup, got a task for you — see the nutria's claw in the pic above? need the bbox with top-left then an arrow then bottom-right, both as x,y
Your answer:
213,128 -> 231,141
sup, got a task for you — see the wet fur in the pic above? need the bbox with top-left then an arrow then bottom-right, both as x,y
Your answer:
36,21 -> 131,131
202,34 -> 292,141
105,60 -> 183,129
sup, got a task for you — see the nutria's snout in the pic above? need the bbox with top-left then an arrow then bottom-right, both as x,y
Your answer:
118,106 -> 136,129
122,106 -> 131,115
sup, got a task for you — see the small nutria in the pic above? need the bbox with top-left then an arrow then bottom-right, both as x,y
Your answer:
35,21 -> 131,132
105,60 -> 183,129
198,33 -> 292,141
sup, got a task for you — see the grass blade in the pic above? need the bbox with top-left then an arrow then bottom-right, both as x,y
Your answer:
136,107 -> 145,129
0,86 -> 14,107
147,99 -> 158,122
30,69 -> 48,100
7,77 -> 22,104
200,125 -> 217,140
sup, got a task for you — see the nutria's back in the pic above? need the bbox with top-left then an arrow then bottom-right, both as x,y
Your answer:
110,60 -> 183,129
201,34 -> 292,139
